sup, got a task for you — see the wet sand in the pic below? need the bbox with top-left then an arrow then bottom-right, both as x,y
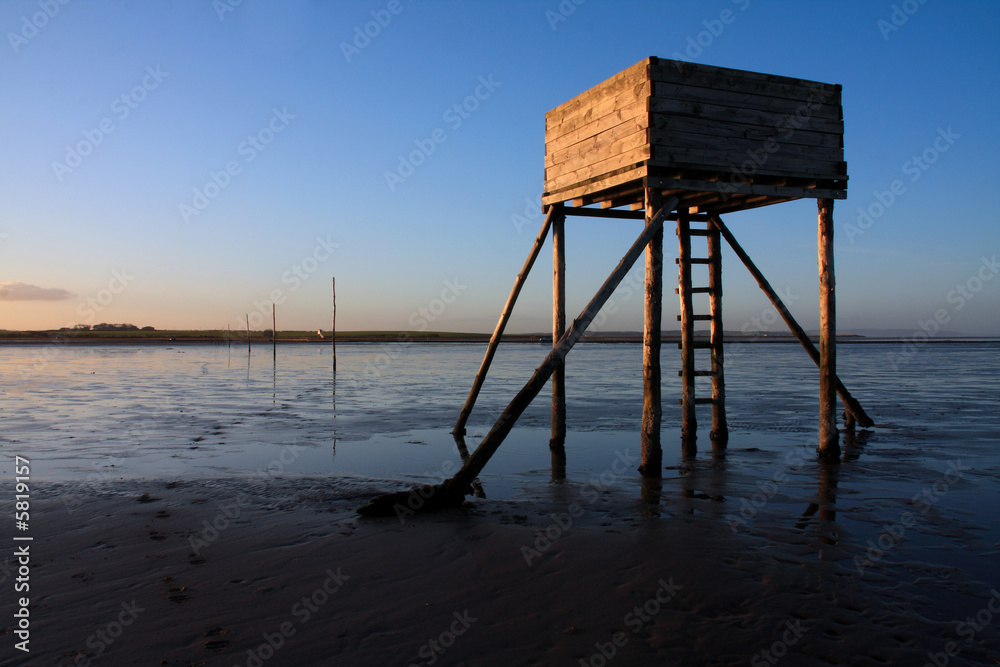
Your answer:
11,472 -> 999,667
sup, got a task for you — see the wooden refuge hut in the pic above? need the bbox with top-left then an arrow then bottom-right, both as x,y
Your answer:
385,57 -> 874,513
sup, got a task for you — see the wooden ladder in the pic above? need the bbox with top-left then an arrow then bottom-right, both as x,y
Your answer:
676,215 -> 728,446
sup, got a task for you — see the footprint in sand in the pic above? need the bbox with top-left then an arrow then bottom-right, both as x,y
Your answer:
204,627 -> 230,652
163,576 -> 190,604
149,530 -> 167,541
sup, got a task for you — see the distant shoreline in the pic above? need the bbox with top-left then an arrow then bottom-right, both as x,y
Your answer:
1,330 -> 998,345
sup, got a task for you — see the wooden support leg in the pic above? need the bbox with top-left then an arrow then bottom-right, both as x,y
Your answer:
454,206 -> 557,435
677,214 -> 697,444
355,197 -> 682,516
818,199 -> 840,461
551,210 -> 567,448
708,219 -> 728,446
709,214 -> 874,429
641,187 -> 663,476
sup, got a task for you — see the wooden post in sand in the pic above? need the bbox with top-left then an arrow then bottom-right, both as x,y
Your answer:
640,187 -> 663,476
677,213 -> 696,443
272,305 -> 276,361
332,277 -> 337,373
454,206 -> 557,435
551,207 -> 566,448
246,314 -> 251,353
707,218 -> 728,445
818,199 -> 840,461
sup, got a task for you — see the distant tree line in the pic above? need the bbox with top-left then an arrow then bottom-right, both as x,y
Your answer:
60,323 -> 155,331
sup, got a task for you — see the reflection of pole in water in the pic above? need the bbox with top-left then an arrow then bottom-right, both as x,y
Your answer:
550,442 -> 566,482
332,276 -> 337,373
795,463 -> 839,545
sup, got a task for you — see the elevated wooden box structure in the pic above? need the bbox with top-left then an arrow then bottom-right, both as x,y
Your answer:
398,57 -> 874,511
544,56 -> 847,211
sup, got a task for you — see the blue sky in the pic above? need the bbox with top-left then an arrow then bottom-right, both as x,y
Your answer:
1,0 -> 998,335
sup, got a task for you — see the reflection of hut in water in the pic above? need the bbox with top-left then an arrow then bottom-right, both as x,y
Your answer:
363,57 -> 875,515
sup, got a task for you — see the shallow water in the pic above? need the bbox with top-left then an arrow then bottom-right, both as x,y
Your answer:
4,339 -> 999,663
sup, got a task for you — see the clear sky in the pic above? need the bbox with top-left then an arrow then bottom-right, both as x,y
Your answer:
1,0 -> 998,335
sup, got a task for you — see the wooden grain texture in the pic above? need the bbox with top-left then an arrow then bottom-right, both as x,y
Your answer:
818,198 -> 840,460
551,210 -> 566,447
677,214 -> 696,441
707,220 -> 727,445
542,56 -> 846,209
641,187 -> 663,476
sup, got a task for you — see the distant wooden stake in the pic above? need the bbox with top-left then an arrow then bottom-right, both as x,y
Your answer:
272,304 -> 276,362
332,277 -> 337,373
454,206 -> 557,435
246,314 -> 250,353
818,199 -> 840,460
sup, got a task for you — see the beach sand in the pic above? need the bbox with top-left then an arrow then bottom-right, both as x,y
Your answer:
9,471 -> 999,667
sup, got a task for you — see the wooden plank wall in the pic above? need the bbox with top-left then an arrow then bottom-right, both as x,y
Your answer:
648,59 -> 845,181
543,56 -> 847,209
544,59 -> 651,199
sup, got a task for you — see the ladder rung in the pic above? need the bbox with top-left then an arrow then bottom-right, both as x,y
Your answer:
678,370 -> 715,377
677,314 -> 713,321
674,287 -> 714,294
675,258 -> 712,264
688,229 -> 711,237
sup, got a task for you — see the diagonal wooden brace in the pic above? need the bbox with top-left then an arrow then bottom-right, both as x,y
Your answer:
709,214 -> 874,428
